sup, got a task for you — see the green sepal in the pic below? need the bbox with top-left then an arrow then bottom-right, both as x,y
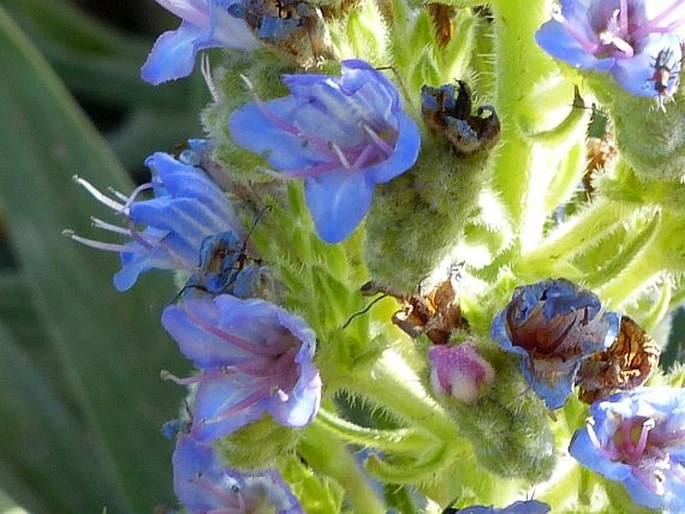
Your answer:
202,49 -> 294,184
588,75 -> 685,182
215,417 -> 301,470
442,344 -> 556,483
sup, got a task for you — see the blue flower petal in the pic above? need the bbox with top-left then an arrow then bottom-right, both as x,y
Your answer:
192,374 -> 268,441
612,33 -> 682,97
535,20 -> 614,72
367,113 -> 421,183
141,22 -> 207,85
304,171 -> 374,243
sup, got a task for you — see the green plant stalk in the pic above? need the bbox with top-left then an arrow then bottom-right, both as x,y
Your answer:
488,0 -> 557,235
299,420 -> 387,514
515,198 -> 632,281
344,347 -> 461,443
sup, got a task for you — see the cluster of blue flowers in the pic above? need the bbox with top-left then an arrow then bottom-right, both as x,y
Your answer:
64,0 -> 685,511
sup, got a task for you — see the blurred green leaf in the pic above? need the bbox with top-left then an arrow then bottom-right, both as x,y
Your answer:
2,0 -> 203,109
0,322 -> 120,513
0,8 -> 187,512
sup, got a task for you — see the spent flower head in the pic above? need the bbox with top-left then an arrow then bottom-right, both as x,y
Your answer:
490,278 -> 620,409
569,387 -> 685,512
173,434 -> 303,513
65,141 -> 243,291
142,0 -> 259,85
161,295 -> 321,441
228,59 -> 421,243
536,0 -> 685,101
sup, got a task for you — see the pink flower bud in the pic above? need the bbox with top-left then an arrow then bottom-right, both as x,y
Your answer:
428,343 -> 494,404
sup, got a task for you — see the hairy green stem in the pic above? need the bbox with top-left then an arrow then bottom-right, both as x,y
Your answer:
299,421 -> 387,514
346,347 -> 460,443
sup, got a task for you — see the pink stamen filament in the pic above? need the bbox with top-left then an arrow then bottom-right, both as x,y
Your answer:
633,0 -> 685,39
201,382 -> 275,425
552,11 -> 599,54
252,95 -> 333,156
250,92 -> 394,178
351,144 -> 377,170
121,182 -> 154,210
183,307 -> 280,357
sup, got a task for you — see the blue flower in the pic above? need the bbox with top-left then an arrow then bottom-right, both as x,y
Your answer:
569,387 -> 685,512
444,500 -> 550,514
66,141 -> 243,291
141,0 -> 259,85
490,278 -> 620,409
173,434 -> 303,513
228,59 -> 421,243
536,0 -> 684,101
161,295 -> 321,441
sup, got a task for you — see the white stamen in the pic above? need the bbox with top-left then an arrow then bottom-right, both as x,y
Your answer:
257,166 -> 289,179
90,217 -> 130,235
62,229 -> 129,253
121,182 -> 153,210
201,54 -> 221,102
240,73 -> 255,91
107,187 -> 129,202
73,175 -> 126,212
329,142 -> 351,168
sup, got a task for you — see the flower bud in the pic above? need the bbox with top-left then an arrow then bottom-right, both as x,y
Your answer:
428,343 -> 494,404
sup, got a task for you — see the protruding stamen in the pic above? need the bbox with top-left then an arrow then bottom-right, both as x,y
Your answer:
183,306 -> 276,356
90,217 -> 130,235
201,54 -> 221,102
62,229 -> 129,253
161,369 -> 203,386
73,175 -> 126,212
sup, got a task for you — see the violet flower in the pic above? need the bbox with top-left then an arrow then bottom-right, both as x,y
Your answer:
490,278 -> 620,410
161,295 -> 321,441
65,141 -> 243,292
536,0 -> 684,100
569,387 -> 685,512
173,434 -> 303,513
142,0 -> 259,85
228,59 -> 421,243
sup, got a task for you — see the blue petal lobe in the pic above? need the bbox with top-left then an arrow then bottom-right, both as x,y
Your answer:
304,171 -> 374,243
